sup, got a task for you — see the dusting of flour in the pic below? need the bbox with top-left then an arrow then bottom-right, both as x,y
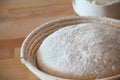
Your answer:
37,23 -> 120,80
87,0 -> 120,5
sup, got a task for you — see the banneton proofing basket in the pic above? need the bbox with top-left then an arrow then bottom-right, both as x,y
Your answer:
20,16 -> 120,80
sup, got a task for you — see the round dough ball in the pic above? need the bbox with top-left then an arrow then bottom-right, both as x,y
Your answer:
37,23 -> 120,80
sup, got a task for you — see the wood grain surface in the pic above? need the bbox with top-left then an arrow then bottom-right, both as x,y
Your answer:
0,0 -> 75,80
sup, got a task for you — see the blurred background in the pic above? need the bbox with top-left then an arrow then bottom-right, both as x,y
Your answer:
0,0 -> 75,80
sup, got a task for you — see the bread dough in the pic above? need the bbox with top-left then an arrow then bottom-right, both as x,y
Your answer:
37,23 -> 120,80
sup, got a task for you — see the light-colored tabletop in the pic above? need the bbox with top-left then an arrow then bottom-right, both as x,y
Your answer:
0,0 -> 75,80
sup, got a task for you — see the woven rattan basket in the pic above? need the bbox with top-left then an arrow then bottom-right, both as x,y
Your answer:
20,16 -> 120,80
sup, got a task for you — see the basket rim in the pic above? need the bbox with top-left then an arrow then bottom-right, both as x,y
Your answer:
20,16 -> 120,80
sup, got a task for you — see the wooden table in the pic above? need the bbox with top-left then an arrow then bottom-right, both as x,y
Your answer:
0,0 -> 75,80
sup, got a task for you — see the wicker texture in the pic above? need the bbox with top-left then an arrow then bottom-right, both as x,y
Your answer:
20,16 -> 120,80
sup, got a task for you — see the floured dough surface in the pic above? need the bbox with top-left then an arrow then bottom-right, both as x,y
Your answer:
37,23 -> 120,80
